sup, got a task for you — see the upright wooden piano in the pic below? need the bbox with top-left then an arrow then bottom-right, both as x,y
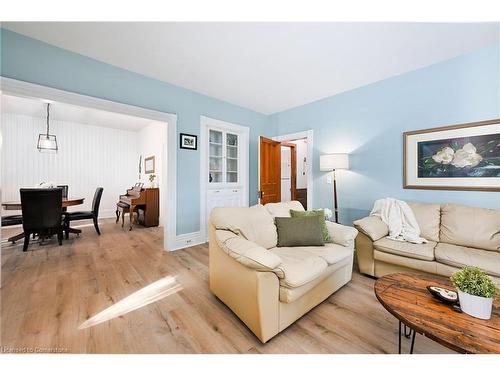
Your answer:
117,183 -> 159,230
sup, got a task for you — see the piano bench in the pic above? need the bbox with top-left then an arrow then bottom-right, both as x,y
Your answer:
116,202 -> 137,230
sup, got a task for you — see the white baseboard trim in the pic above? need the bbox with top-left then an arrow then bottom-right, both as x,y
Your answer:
168,231 -> 206,251
100,208 -> 118,219
2,213 -> 204,251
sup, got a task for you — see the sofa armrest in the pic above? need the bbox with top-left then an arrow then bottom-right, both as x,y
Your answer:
353,216 -> 389,242
209,226 -> 280,343
325,221 -> 358,247
215,230 -> 282,271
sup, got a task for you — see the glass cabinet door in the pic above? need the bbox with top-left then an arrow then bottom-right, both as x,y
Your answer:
209,130 -> 223,183
208,128 -> 239,185
226,133 -> 238,183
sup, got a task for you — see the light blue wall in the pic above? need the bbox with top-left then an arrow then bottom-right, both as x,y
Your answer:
2,28 -> 499,232
0,29 -> 274,235
270,43 -> 500,224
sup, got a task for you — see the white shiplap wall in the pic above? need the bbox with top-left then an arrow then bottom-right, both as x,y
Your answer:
137,122 -> 166,225
1,113 -> 138,217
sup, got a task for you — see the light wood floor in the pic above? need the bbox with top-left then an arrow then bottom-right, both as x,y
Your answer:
1,220 -> 453,354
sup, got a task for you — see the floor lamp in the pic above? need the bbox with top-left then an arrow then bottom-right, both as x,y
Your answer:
320,153 -> 349,223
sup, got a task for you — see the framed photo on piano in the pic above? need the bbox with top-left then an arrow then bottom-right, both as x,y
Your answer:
144,156 -> 155,173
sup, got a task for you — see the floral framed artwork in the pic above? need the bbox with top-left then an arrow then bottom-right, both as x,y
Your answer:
403,119 -> 500,191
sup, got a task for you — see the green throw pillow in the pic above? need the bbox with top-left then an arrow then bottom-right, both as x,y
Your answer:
275,216 -> 325,247
290,209 -> 332,243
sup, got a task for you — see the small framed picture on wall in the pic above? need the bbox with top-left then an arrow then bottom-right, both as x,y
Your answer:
180,133 -> 198,150
403,119 -> 500,191
144,156 -> 155,173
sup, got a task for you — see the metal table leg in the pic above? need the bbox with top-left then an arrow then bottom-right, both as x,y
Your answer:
398,321 -> 417,354
410,329 -> 416,354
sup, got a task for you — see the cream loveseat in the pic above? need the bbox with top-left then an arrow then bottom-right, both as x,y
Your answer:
209,201 -> 358,343
353,202 -> 500,284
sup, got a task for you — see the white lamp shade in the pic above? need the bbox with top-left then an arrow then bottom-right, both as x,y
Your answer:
320,153 -> 349,171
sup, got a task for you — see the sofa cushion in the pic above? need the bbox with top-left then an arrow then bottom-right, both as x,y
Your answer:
435,242 -> 500,278
407,202 -> 441,242
210,204 -> 277,249
279,257 -> 352,303
373,237 -> 436,261
440,204 -> 500,252
275,216 -> 325,247
271,243 -> 352,266
290,209 -> 331,243
269,244 -> 352,288
268,247 -> 328,288
264,200 -> 304,218
303,243 -> 354,265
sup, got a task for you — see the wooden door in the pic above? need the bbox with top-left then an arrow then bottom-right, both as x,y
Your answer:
259,136 -> 281,204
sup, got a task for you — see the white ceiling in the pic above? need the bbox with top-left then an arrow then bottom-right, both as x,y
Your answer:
1,94 -> 159,131
3,22 -> 499,114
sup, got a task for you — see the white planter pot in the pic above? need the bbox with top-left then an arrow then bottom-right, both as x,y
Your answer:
457,290 -> 493,320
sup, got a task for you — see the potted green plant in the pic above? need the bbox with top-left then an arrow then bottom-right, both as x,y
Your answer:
450,266 -> 497,320
148,174 -> 157,188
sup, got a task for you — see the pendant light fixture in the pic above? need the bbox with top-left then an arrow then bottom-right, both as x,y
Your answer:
37,102 -> 58,153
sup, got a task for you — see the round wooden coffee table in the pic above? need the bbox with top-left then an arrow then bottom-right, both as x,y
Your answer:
375,272 -> 500,354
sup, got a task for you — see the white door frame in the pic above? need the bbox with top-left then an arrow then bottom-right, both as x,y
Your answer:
199,115 -> 249,241
272,130 -> 314,209
0,77 -> 178,251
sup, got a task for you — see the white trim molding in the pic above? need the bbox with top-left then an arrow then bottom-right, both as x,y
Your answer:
199,115 -> 250,242
273,130 -> 314,209
169,231 -> 206,251
0,77 -> 180,251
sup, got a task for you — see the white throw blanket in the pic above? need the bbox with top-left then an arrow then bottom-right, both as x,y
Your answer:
370,198 -> 427,244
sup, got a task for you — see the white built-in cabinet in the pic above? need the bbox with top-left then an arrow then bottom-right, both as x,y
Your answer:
201,116 -> 249,240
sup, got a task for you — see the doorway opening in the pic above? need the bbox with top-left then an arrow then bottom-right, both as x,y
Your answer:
258,130 -> 313,209
0,78 -> 178,251
280,139 -> 308,209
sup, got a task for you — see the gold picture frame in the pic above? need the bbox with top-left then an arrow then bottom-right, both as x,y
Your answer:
144,156 -> 155,174
403,119 -> 500,192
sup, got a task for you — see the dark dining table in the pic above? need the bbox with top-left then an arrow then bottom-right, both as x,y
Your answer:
2,197 -> 85,243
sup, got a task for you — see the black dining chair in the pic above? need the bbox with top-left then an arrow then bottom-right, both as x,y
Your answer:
58,185 -> 69,212
64,187 -> 103,238
1,215 -> 23,227
57,185 -> 69,199
20,188 -> 63,252
2,214 -> 24,244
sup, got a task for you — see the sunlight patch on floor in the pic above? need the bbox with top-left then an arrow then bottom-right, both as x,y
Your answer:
78,275 -> 182,329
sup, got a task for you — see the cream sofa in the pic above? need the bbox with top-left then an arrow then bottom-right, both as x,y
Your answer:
208,201 -> 358,343
353,202 -> 500,284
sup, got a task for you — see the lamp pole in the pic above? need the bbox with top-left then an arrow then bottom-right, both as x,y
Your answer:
332,169 -> 338,223
320,153 -> 348,224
